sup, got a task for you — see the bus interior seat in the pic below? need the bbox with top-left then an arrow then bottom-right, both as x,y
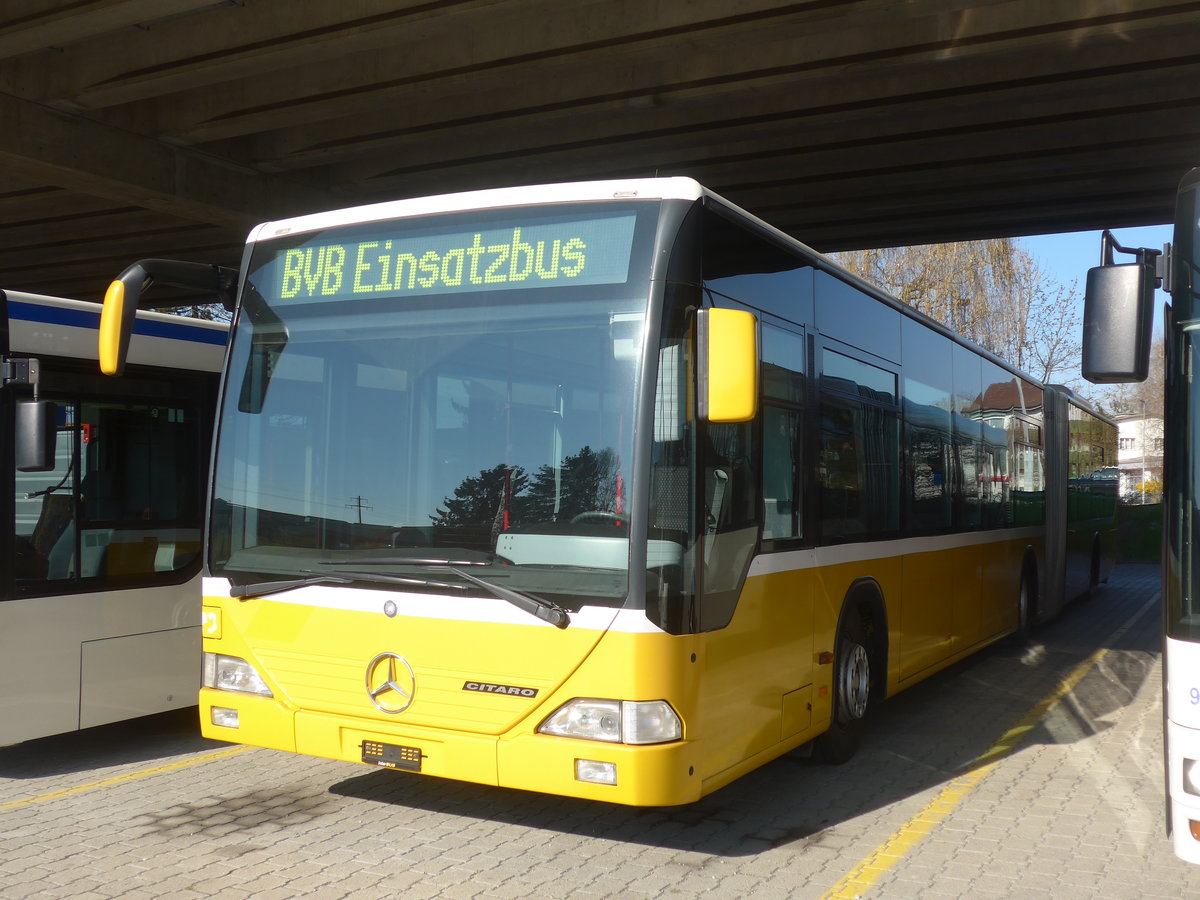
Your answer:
106,537 -> 159,577
32,494 -> 74,580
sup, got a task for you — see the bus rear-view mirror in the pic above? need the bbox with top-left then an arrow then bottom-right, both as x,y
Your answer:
15,400 -> 57,472
1081,231 -> 1159,384
697,307 -> 758,423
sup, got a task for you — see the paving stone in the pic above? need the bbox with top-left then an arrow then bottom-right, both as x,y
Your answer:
2,564 -> 1198,898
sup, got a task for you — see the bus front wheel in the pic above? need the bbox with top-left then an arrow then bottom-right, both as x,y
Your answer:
815,610 -> 872,764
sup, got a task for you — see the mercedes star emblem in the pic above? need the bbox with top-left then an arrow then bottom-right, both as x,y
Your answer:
365,652 -> 416,714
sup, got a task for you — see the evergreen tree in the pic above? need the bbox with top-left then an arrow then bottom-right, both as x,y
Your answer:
430,464 -> 529,530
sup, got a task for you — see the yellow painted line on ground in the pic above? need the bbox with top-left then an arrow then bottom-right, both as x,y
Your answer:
0,745 -> 249,812
821,593 -> 1159,900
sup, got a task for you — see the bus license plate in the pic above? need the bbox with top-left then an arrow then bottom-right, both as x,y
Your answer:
361,740 -> 423,772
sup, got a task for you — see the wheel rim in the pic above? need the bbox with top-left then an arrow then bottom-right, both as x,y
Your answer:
840,642 -> 870,721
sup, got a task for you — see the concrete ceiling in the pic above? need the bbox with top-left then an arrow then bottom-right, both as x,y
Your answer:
1,0 -> 1197,306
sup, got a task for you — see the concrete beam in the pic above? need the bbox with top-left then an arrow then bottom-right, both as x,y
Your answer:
0,1 -> 217,59
0,90 -> 341,228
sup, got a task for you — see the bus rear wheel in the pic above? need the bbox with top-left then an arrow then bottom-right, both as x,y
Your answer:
1086,539 -> 1101,600
815,610 -> 872,764
1008,565 -> 1035,647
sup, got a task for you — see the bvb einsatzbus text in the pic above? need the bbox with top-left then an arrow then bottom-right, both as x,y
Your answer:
274,215 -> 639,302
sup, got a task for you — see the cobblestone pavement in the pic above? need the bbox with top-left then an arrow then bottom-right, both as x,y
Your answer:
2,563 -> 1196,899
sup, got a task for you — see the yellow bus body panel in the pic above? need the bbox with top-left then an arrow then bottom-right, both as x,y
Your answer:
200,531 -> 1039,806
203,593 -> 708,806
695,564 -> 823,782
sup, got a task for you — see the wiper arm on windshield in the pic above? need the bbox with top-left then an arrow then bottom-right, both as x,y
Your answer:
238,565 -> 570,629
318,556 -> 491,567
230,569 -> 469,600
443,566 -> 570,629
230,573 -> 353,600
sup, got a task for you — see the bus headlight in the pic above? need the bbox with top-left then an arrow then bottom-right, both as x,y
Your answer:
202,652 -> 273,697
538,699 -> 681,744
1184,758 -> 1200,796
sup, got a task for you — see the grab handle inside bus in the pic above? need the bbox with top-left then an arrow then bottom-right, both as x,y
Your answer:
99,259 -> 237,376
697,307 -> 758,423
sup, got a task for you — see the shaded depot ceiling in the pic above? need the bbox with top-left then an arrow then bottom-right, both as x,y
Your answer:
0,0 -> 1198,307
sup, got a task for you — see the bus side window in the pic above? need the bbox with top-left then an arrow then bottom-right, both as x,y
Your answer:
760,323 -> 804,543
13,398 -> 204,591
818,349 -> 900,543
704,422 -> 757,534
762,405 -> 801,540
80,402 -> 204,579
902,318 -> 953,533
14,403 -> 77,582
699,418 -> 759,630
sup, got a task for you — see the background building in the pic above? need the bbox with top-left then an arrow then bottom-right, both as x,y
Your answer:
1116,412 -> 1164,503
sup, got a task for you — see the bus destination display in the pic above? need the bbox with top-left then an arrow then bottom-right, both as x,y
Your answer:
274,213 -> 638,303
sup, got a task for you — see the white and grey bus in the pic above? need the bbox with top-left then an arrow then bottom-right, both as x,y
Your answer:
1,290 -> 225,745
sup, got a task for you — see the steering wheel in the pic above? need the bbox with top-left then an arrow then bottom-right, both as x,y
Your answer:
570,510 -> 624,525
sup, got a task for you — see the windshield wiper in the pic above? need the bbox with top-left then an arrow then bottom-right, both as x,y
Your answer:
318,556 -> 491,567
441,566 -> 570,629
230,573 -> 353,600
230,569 -> 468,600
233,566 -> 569,629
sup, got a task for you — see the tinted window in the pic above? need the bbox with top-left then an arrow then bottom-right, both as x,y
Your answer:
822,349 -> 896,404
818,399 -> 900,541
761,323 -> 805,403
952,345 -> 984,528
15,397 -> 205,590
1067,405 -> 1118,522
760,324 -> 804,543
763,406 -> 802,542
702,208 -> 814,324
818,347 -> 900,542
981,362 -> 1043,527
815,271 -> 901,363
903,320 -> 953,532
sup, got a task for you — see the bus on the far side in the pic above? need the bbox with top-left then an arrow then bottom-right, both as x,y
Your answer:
0,290 -> 225,745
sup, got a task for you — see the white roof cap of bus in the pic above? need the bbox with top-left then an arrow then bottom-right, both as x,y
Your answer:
2,289 -> 227,332
247,177 -> 709,243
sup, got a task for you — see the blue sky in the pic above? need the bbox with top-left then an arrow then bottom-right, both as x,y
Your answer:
1018,223 -> 1172,293
1019,222 -> 1172,332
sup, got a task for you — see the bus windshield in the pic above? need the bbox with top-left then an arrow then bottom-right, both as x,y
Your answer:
210,202 -> 660,610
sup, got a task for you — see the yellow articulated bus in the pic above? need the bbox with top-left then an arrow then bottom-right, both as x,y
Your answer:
100,179 -> 1115,805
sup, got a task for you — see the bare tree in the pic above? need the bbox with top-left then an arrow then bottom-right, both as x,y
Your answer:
156,302 -> 233,322
834,239 -> 1080,384
1014,262 -> 1082,384
1095,334 -> 1165,418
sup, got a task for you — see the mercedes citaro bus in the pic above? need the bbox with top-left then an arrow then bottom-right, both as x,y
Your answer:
100,179 -> 1113,804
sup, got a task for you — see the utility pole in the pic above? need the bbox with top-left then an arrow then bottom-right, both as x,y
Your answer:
347,495 -> 372,524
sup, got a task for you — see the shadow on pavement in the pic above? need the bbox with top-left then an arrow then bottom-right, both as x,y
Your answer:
328,563 -> 1161,857
0,707 -> 218,779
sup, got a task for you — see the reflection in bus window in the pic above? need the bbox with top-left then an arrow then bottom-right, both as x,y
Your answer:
15,400 -> 202,585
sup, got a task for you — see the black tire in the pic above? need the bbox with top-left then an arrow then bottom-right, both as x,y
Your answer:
815,609 -> 872,764
1009,568 -> 1033,647
1086,542 -> 1101,600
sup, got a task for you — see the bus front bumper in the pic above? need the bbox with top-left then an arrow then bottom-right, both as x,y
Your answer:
201,690 -> 702,806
